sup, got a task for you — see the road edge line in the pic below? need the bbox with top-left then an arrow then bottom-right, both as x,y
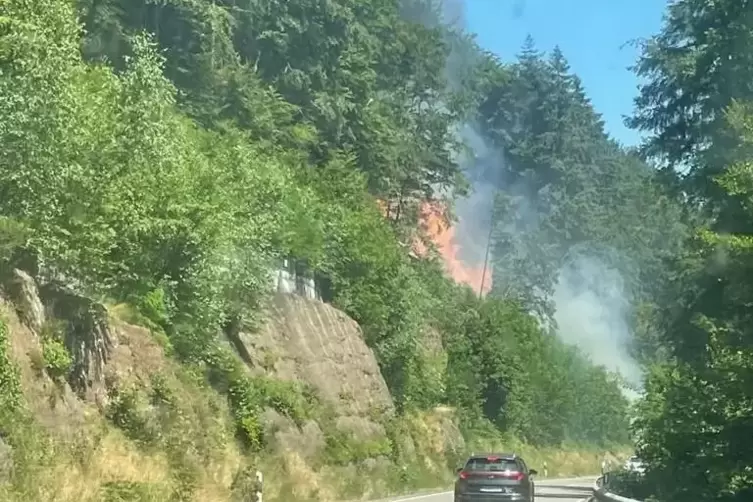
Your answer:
382,475 -> 599,502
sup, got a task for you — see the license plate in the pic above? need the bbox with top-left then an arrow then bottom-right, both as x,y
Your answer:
480,487 -> 504,493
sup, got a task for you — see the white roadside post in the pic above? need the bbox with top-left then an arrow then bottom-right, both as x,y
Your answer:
255,469 -> 263,502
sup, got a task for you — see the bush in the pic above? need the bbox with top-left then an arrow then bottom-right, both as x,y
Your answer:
41,338 -> 72,380
605,469 -> 656,500
106,385 -> 160,445
323,430 -> 393,466
37,321 -> 72,380
0,318 -> 22,414
100,481 -> 162,502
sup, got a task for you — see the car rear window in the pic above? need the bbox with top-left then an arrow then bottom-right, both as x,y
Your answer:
465,457 -> 519,472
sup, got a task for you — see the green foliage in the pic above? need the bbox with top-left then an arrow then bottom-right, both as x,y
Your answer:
40,338 -> 72,380
100,481 -> 161,502
475,41 -> 688,320
604,469 -> 657,501
200,344 -> 320,449
253,377 -> 318,425
0,2 -> 637,495
440,292 -> 630,446
323,430 -> 393,466
0,318 -> 22,414
628,0 -> 753,204
135,287 -> 170,329
225,375 -> 263,450
624,5 -> 753,500
0,217 -> 27,273
106,385 -> 160,445
38,321 -> 73,380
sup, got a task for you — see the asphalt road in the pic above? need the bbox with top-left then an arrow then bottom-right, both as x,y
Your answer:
387,476 -> 594,502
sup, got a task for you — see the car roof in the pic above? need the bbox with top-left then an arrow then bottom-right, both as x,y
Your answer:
466,453 -> 519,461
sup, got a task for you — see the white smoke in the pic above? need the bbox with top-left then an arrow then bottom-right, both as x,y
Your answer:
553,253 -> 643,394
402,0 -> 644,394
453,124 -> 503,267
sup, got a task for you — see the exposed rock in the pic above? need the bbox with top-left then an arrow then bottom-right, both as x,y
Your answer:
361,455 -> 391,471
435,408 -> 465,459
391,425 -> 417,462
1,270 -> 119,408
420,326 -> 445,357
4,269 -> 45,334
38,283 -> 116,406
260,408 -> 296,437
335,415 -> 386,441
276,420 -> 325,460
238,294 -> 394,441
2,268 -> 405,487
260,407 -> 325,461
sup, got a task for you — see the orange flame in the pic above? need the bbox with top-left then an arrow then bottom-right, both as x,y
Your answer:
418,202 -> 492,296
377,199 -> 492,295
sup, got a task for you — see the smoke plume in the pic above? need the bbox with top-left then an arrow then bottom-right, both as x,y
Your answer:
404,0 -> 643,393
553,252 -> 643,390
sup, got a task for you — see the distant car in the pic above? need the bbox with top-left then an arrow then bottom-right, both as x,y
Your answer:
454,453 -> 538,502
623,455 -> 645,474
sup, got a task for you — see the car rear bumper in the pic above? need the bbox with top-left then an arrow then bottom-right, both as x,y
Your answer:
455,493 -> 530,502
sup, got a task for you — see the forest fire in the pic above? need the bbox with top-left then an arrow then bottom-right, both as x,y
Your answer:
378,199 -> 492,295
418,202 -> 492,295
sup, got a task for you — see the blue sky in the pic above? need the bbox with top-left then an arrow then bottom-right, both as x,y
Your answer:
464,0 -> 667,147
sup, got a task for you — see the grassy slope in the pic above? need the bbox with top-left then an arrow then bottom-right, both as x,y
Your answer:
0,297 -> 625,502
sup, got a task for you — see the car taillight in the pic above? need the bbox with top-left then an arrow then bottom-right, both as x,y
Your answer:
491,471 -> 524,480
459,471 -> 469,480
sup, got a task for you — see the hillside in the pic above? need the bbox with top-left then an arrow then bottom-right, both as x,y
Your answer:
7,1 -> 753,501
0,0 -> 675,500
0,267 -> 619,501
0,266 -> 435,500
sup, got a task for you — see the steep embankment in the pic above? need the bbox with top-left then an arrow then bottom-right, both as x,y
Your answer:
0,268 -> 464,501
0,268 -> 618,502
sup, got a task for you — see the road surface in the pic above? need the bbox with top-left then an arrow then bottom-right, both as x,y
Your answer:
387,476 -> 594,502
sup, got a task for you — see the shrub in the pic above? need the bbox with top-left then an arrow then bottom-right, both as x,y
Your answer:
0,318 -> 22,413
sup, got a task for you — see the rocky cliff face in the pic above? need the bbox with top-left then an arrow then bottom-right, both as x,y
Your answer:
237,293 -> 394,442
1,270 -> 398,447
3,269 -> 393,422
3,270 -> 113,407
0,268 -> 465,501
1,269 -> 168,429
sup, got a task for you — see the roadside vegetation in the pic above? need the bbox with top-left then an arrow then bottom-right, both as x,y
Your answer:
603,1 -> 753,501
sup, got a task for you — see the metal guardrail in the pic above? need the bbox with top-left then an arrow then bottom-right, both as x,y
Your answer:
592,474 -> 644,502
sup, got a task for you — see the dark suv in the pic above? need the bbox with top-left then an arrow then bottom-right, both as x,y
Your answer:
454,453 -> 538,502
